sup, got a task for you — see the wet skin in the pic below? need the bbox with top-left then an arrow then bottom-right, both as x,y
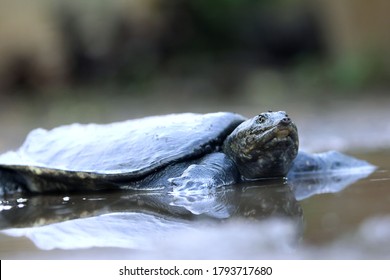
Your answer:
223,111 -> 299,179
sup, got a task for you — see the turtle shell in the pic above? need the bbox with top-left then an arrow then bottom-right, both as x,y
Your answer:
0,112 -> 245,180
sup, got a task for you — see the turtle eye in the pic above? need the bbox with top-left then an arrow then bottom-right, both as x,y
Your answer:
257,115 -> 266,124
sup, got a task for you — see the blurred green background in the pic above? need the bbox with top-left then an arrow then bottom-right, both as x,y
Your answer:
0,0 -> 389,150
1,0 -> 389,92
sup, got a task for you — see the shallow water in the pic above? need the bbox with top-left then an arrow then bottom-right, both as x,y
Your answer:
0,94 -> 389,259
0,150 -> 388,259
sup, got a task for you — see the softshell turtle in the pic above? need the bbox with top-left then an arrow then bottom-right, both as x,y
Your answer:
0,111 -> 373,194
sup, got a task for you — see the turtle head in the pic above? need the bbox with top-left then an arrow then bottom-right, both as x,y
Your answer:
222,111 -> 299,179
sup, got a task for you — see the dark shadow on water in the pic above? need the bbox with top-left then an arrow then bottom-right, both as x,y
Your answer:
0,168 -> 375,252
0,179 -> 301,229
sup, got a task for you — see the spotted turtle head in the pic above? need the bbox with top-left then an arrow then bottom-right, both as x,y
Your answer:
223,111 -> 299,179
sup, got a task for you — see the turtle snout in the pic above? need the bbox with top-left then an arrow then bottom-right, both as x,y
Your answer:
280,117 -> 291,126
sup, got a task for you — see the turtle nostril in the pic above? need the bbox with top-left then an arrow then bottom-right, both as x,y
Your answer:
280,117 -> 291,125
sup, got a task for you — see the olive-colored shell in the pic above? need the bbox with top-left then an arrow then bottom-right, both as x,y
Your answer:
0,112 -> 245,179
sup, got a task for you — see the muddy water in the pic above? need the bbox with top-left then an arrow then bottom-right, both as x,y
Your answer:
0,150 -> 388,259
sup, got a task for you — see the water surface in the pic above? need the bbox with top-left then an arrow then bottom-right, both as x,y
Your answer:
0,150 -> 388,259
0,95 -> 389,259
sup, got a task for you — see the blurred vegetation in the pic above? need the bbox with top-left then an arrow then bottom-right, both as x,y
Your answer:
0,0 -> 389,97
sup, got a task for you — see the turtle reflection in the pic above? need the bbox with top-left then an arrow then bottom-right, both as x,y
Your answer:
0,179 -> 303,250
0,166 -> 375,251
0,179 -> 302,229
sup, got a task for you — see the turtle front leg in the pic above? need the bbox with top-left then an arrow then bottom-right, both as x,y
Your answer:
168,152 -> 239,191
